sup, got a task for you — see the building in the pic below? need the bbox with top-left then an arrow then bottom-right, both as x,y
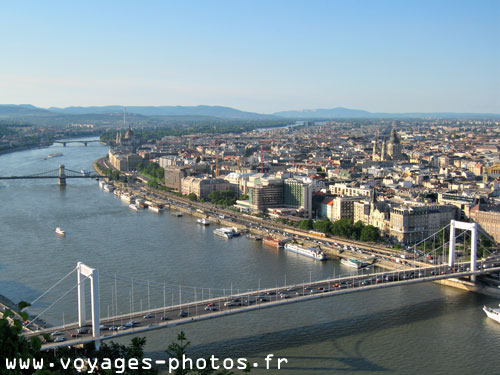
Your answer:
469,204 -> 500,243
284,178 -> 312,218
389,205 -> 457,244
487,163 -> 500,178
181,177 -> 231,199
224,172 -> 254,195
329,183 -> 371,197
164,166 -> 190,192
386,127 -> 403,160
247,176 -> 284,213
354,200 -> 371,224
330,196 -> 363,221
108,149 -> 142,172
437,192 -> 476,219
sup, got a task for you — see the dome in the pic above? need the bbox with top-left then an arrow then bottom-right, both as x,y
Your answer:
124,127 -> 134,140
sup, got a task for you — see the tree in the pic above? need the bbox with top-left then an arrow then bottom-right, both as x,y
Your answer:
352,221 -> 364,240
313,218 -> 331,234
330,218 -> 353,238
187,193 -> 197,201
299,219 -> 313,230
360,225 -> 380,242
239,194 -> 249,200
0,302 -> 45,375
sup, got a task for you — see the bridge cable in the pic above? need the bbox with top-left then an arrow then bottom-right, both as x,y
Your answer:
24,267 -> 77,311
25,274 -> 89,328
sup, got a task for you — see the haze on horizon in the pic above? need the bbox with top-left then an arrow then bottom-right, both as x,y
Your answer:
1,0 -> 499,114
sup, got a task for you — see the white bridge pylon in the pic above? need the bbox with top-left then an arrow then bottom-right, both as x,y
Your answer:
448,220 -> 478,281
77,262 -> 100,340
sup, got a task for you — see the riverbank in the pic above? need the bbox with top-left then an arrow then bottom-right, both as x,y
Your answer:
92,156 -> 109,177
0,143 -> 52,156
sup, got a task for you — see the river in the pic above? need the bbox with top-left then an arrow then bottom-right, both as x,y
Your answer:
0,137 -> 499,374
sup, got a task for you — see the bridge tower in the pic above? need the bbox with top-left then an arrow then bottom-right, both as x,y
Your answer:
448,220 -> 478,281
77,262 -> 100,347
58,164 -> 66,186
84,141 -> 88,146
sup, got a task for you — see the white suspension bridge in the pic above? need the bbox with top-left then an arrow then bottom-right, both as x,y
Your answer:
20,220 -> 500,350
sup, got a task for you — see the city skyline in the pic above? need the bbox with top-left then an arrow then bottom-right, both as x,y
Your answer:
1,0 -> 499,113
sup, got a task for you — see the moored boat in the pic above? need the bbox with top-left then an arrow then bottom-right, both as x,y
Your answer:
148,205 -> 164,213
341,258 -> 368,269
263,237 -> 284,248
55,227 -> 65,236
120,193 -> 132,203
214,227 -> 234,239
284,243 -> 327,260
483,305 -> 500,324
197,218 -> 210,225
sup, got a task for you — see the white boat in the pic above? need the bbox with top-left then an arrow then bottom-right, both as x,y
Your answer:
129,204 -> 140,211
103,183 -> 114,192
80,168 -> 90,176
483,305 -> 500,324
148,205 -> 164,213
47,152 -> 63,158
341,258 -> 368,269
98,180 -> 106,189
120,193 -> 132,203
173,212 -> 182,217
214,228 -> 234,239
197,218 -> 210,225
284,243 -> 327,261
135,198 -> 146,209
55,227 -> 65,236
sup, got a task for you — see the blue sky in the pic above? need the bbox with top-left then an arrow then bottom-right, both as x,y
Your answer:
0,0 -> 498,113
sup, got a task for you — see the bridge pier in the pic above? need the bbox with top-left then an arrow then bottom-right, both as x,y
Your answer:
62,142 -> 66,147
84,142 -> 87,146
77,262 -> 100,349
448,220 -> 478,282
58,165 -> 66,186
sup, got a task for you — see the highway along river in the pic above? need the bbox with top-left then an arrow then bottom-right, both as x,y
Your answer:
1,137 -> 499,374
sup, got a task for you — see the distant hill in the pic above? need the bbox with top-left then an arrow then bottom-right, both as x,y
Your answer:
0,104 -> 52,117
274,107 -> 372,118
48,105 -> 275,120
273,107 -> 500,119
0,104 -> 498,123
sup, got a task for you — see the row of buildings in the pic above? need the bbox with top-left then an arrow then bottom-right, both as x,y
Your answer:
105,119 -> 500,245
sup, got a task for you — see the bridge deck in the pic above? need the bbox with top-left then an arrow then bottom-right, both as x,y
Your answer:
30,261 -> 500,350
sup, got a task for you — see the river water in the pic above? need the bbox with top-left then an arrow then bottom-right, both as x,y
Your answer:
0,138 -> 499,374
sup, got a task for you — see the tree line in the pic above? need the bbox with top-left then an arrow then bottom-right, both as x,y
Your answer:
0,302 -> 249,375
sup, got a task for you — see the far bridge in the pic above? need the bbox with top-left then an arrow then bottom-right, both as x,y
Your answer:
53,140 -> 103,147
0,165 -> 103,185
